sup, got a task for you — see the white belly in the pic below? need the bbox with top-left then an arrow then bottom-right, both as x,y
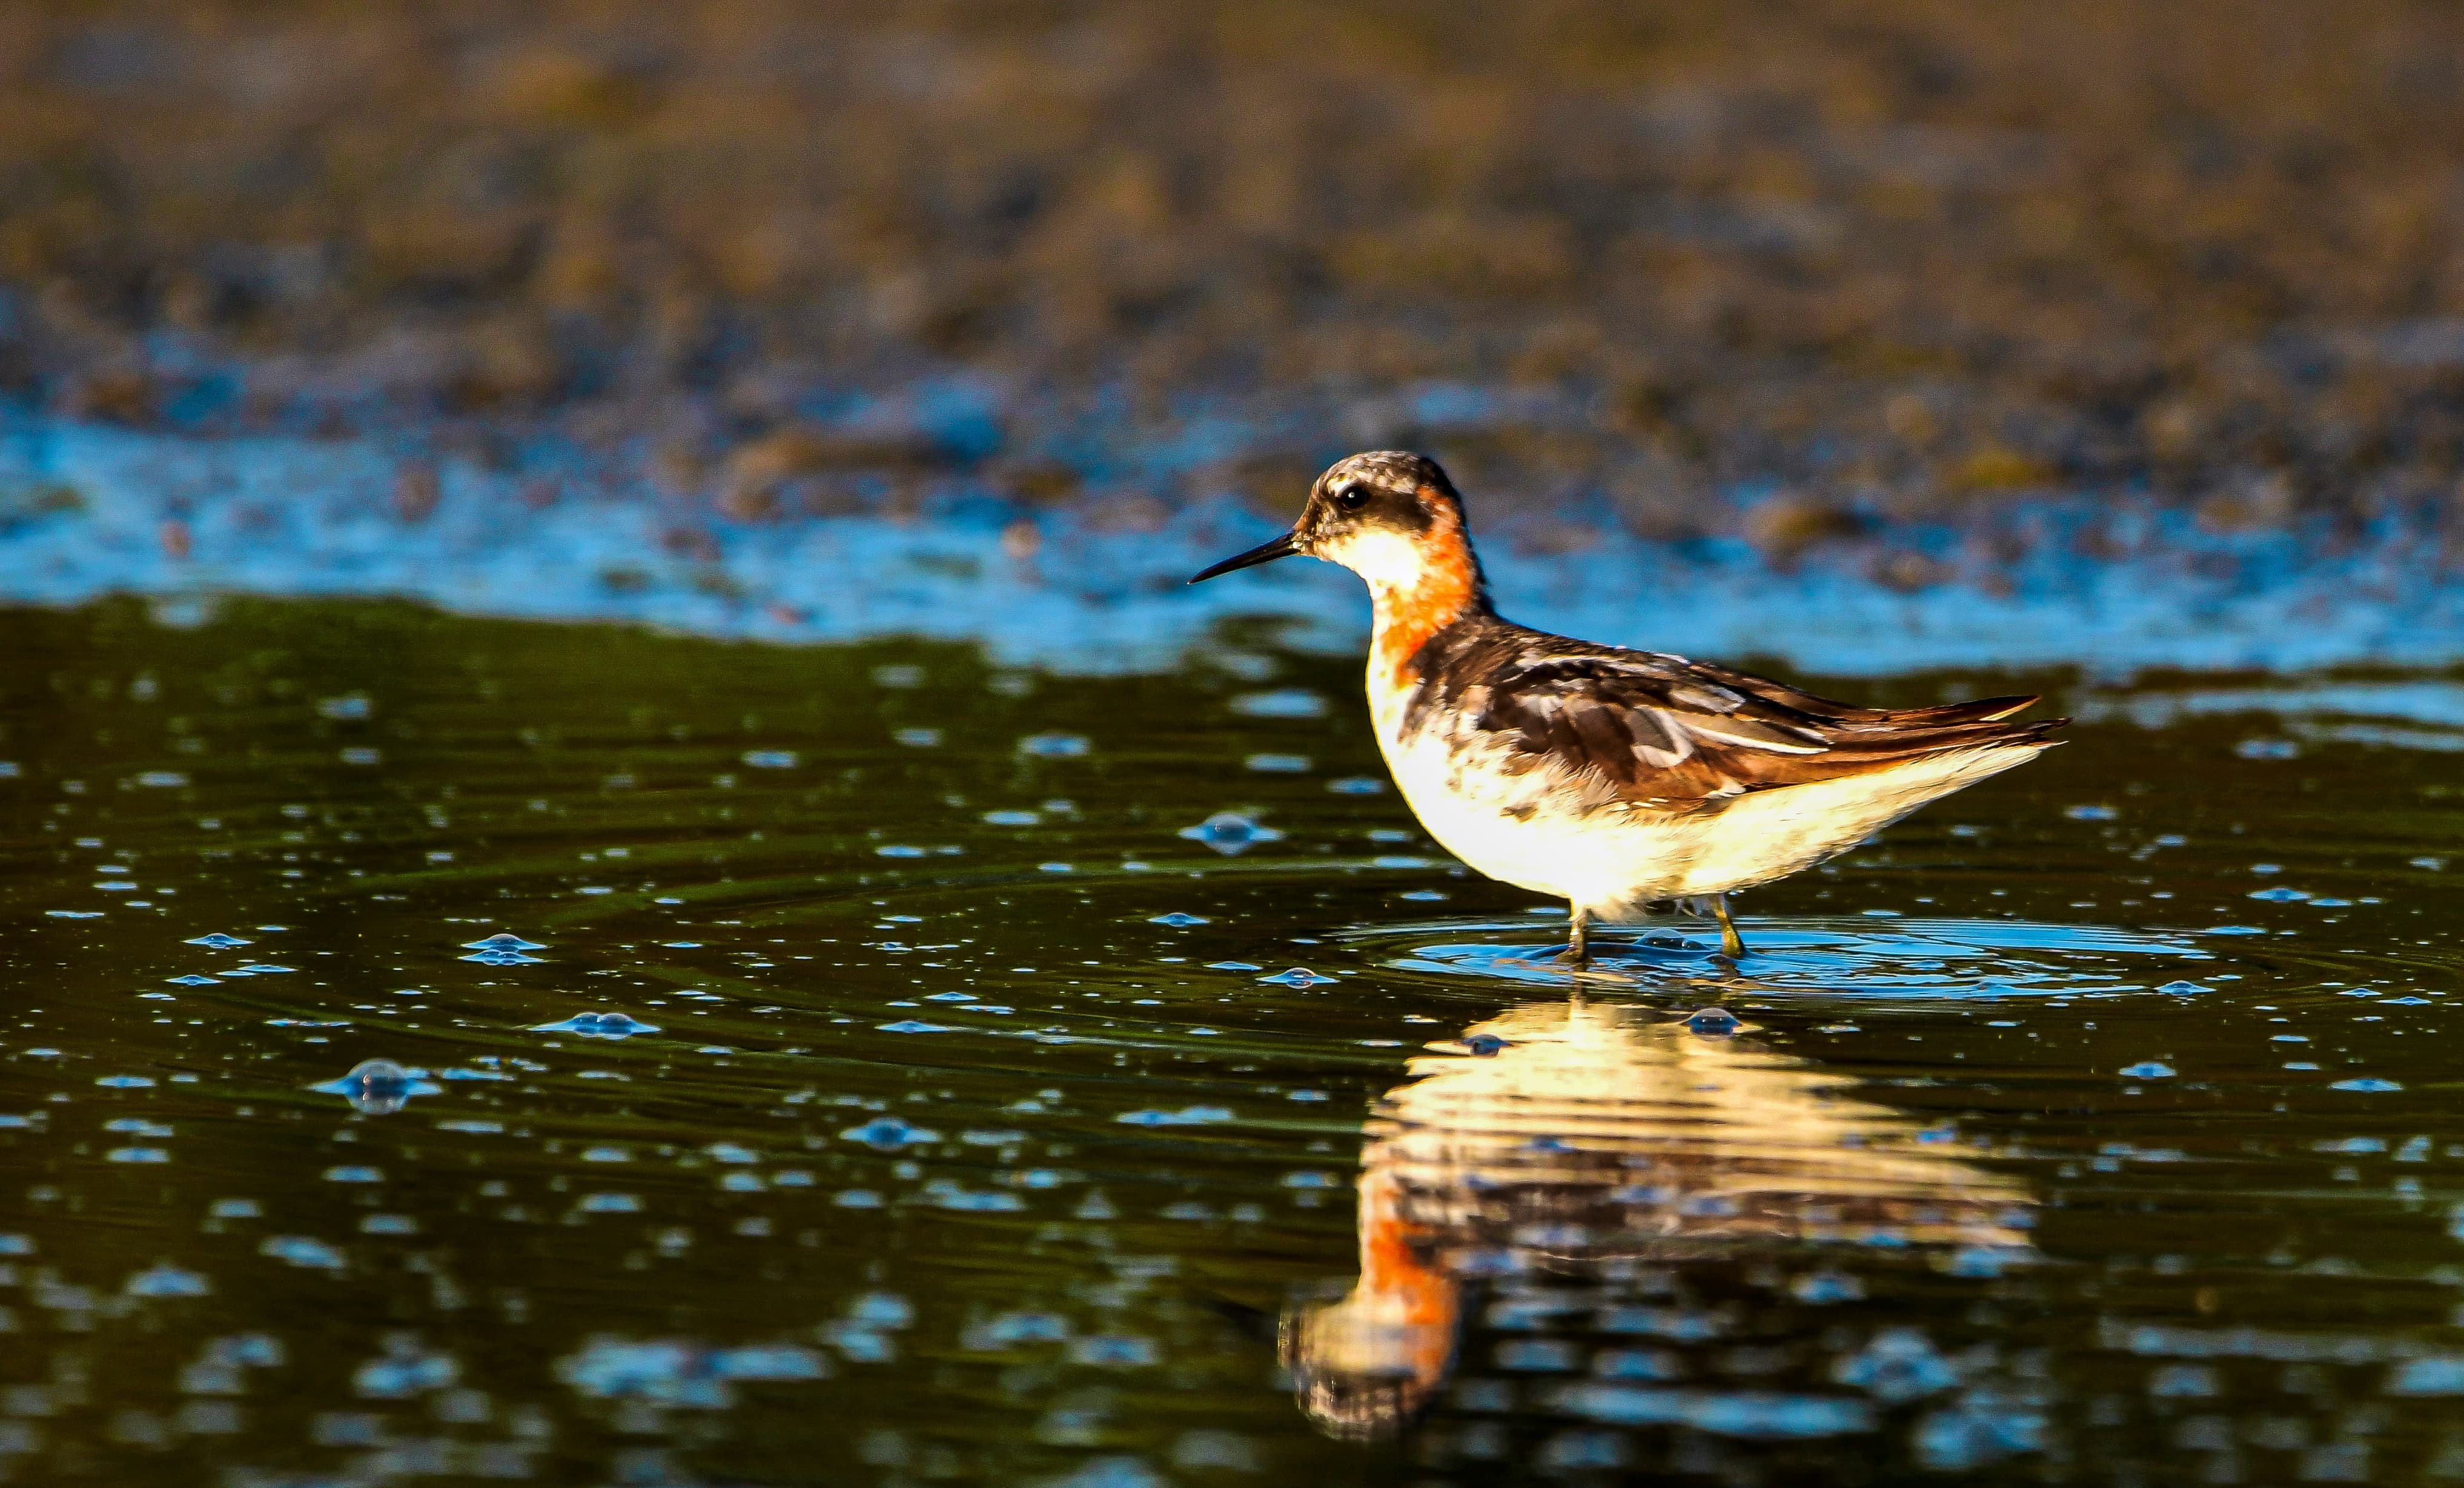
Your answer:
1378,726 -> 1700,909
1369,679 -> 2041,916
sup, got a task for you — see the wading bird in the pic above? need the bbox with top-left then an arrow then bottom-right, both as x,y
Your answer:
1191,452 -> 2061,963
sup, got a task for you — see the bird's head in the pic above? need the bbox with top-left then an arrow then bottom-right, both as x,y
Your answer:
1188,451 -> 1478,597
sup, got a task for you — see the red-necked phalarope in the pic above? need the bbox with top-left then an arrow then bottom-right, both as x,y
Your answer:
1190,451 -> 2064,963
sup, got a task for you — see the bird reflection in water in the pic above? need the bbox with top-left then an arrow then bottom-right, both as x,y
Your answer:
1282,999 -> 2044,1475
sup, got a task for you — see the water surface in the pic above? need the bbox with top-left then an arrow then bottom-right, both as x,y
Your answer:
2,597 -> 2461,1486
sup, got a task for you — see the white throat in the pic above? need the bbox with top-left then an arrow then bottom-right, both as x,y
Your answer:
1322,528 -> 1436,605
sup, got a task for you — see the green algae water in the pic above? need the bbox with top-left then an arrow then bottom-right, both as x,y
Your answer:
2,596 -> 2463,1487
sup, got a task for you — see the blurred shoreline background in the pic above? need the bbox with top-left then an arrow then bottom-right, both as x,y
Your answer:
3,1 -> 2463,667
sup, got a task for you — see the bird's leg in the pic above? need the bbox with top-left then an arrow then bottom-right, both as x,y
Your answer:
1711,894 -> 1746,960
1564,906 -> 1590,966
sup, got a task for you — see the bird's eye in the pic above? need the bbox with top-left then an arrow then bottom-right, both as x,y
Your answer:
1334,484 -> 1369,511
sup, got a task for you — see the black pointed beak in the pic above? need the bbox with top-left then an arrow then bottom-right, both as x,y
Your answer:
1188,531 -> 1300,584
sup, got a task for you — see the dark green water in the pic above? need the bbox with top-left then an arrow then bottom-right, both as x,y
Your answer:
2,597 -> 2462,1487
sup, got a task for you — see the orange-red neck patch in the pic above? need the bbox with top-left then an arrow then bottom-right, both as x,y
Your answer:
1369,491 -> 1480,687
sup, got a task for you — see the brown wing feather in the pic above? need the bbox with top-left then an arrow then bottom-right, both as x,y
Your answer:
1410,622 -> 2064,806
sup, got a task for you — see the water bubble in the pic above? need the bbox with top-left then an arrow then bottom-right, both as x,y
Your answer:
2330,1078 -> 2404,1092
2064,804 -> 2119,821
2248,886 -> 2311,902
317,694 -> 373,720
354,1340 -> 459,1398
961,1312 -> 1073,1350
1231,689 -> 1325,719
1068,1335 -> 1161,1367
1259,967 -> 1326,988
124,1263 -> 210,1298
982,809 -> 1039,826
460,932 -> 545,965
579,1194 -> 641,1214
529,1012 -> 661,1040
1149,912 -> 1208,927
1833,1328 -> 1958,1403
840,1117 -> 942,1150
1207,960 -> 1260,971
311,1060 -> 441,1115
167,974 -> 219,986
134,771 -> 189,788
108,1147 -> 171,1163
1116,1106 -> 1234,1128
1462,1034 -> 1511,1057
96,1075 -> 156,1089
876,1018 -> 955,1034
2236,738 -> 2301,759
2388,1358 -> 2464,1395
2118,1061 -> 2176,1079
259,1236 -> 345,1270
1793,1270 -> 1865,1304
1244,754 -> 1311,773
927,1181 -> 1023,1212
557,1341 -> 732,1406
1326,777 -> 1386,794
893,728 -> 942,748
710,1344 -> 827,1381
184,933 -> 251,949
323,1166 -> 384,1184
1683,1007 -> 1741,1036
1179,812 -> 1283,855
1018,733 -> 1090,758
1915,1393 -> 2045,1471
2157,981 -> 2210,996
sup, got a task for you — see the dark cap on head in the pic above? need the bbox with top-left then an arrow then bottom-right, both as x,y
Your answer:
1188,450 -> 1465,583
1309,450 -> 1458,504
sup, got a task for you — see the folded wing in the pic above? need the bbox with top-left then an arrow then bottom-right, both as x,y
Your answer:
1416,629 -> 2064,808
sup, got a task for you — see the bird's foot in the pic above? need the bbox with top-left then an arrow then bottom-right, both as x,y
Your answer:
1557,908 -> 1591,968
1710,894 -> 1747,962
